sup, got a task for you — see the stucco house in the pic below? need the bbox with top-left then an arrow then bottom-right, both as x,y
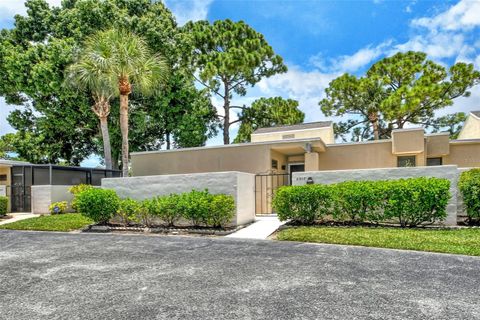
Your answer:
130,111 -> 480,214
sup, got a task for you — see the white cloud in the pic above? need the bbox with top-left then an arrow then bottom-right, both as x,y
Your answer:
411,0 -> 480,31
311,41 -> 392,73
0,0 -> 61,21
0,99 -> 18,136
164,0 -> 213,26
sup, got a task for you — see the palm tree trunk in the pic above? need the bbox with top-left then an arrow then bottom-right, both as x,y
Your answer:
368,112 -> 380,140
99,116 -> 112,170
119,94 -> 129,177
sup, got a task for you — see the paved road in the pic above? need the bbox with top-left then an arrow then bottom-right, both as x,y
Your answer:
0,231 -> 479,320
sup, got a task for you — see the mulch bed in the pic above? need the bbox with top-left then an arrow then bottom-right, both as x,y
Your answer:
82,223 -> 249,236
0,215 -> 13,221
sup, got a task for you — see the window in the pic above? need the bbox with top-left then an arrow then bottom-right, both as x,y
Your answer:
271,159 -> 278,169
427,157 -> 442,166
397,156 -> 416,167
0,175 -> 6,182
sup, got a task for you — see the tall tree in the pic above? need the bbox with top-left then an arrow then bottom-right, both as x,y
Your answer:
66,34 -> 118,170
0,0 -> 184,166
88,29 -> 169,176
182,19 -> 287,144
320,51 -> 480,141
234,97 -> 305,143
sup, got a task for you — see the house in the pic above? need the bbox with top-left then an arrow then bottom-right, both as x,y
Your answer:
131,111 -> 480,175
130,111 -> 480,214
0,160 -> 120,213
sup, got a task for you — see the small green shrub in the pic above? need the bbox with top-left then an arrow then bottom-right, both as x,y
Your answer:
144,194 -> 181,227
383,178 -> 450,227
76,188 -> 120,224
49,201 -> 68,215
138,199 -> 155,227
209,194 -> 236,228
117,198 -> 141,226
178,189 -> 212,226
459,169 -> 480,224
273,184 -> 333,224
0,196 -> 8,216
332,181 -> 385,222
69,184 -> 94,212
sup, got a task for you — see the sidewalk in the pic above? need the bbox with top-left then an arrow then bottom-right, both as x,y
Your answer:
226,215 -> 285,240
0,212 -> 39,226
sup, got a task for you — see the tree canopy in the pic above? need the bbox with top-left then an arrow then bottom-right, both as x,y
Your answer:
234,97 -> 305,143
182,19 -> 287,144
0,0 -> 217,166
320,51 -> 480,141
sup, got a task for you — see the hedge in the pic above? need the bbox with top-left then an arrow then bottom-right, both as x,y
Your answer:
0,196 -> 8,216
76,188 -> 120,224
273,177 -> 451,227
459,169 -> 480,224
78,188 -> 236,229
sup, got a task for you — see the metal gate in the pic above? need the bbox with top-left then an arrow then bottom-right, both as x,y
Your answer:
11,185 -> 31,213
255,173 -> 289,215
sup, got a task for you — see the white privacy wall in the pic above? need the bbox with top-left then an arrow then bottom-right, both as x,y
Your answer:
102,171 -> 255,226
31,185 -> 74,214
293,165 -> 460,225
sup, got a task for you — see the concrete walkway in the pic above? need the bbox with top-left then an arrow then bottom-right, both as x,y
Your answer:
0,212 -> 39,226
226,215 -> 285,239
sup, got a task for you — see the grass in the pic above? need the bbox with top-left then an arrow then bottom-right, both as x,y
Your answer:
276,226 -> 480,256
0,213 -> 93,232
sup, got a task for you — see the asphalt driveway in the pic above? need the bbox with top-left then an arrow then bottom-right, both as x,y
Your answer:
0,230 -> 479,320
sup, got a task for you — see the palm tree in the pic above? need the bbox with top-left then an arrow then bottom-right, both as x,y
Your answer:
66,35 -> 117,170
91,29 -> 169,176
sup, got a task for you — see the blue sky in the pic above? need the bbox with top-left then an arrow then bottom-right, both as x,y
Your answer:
1,0 -> 480,166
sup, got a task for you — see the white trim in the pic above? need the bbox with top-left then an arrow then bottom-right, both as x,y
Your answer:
470,111 -> 480,120
251,126 -> 332,136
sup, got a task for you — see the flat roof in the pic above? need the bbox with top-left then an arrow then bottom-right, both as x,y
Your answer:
252,121 -> 332,134
471,111 -> 480,118
131,137 -> 325,156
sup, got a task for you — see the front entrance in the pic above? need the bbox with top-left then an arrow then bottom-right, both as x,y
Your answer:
288,163 -> 305,184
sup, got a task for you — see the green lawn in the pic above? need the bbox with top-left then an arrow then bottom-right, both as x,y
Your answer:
276,226 -> 480,256
0,213 -> 93,232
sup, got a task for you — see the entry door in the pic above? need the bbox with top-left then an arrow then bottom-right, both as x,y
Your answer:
289,164 -> 305,184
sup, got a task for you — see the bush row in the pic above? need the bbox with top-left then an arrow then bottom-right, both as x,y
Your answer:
0,196 -> 8,216
273,177 -> 451,227
75,188 -> 236,229
458,169 -> 480,224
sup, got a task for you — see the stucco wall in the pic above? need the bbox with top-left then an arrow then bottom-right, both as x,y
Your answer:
0,167 -> 11,211
293,165 -> 460,225
458,114 -> 480,140
31,185 -> 74,214
102,172 -> 255,226
251,126 -> 334,144
445,142 -> 480,167
131,144 -> 270,176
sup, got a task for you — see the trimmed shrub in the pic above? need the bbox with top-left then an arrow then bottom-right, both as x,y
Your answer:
209,194 -> 236,228
69,184 -> 94,212
178,190 -> 212,227
273,184 -> 333,224
383,178 -> 450,227
138,199 -> 155,227
0,196 -> 8,216
117,198 -> 141,226
332,181 -> 385,223
144,194 -> 181,227
273,177 -> 450,227
458,169 -> 480,224
49,201 -> 68,215
76,188 -> 120,224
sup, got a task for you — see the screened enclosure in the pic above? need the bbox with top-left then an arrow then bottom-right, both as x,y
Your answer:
10,165 -> 121,212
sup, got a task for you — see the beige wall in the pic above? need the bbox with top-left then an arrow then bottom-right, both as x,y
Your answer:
0,166 -> 11,212
251,126 -> 334,144
392,129 -> 424,154
426,134 -> 450,157
132,144 -> 272,176
270,150 -> 288,173
445,142 -> 480,167
458,113 -> 480,140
